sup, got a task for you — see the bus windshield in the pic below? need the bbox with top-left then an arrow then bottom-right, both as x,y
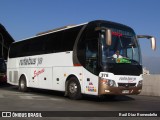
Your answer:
101,31 -> 141,65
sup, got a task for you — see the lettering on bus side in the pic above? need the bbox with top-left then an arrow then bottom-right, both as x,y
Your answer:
34,68 -> 45,78
119,77 -> 136,83
19,57 -> 43,66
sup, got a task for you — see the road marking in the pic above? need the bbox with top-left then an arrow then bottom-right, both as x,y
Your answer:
19,95 -> 64,101
50,98 -> 64,101
0,89 -> 65,101
19,96 -> 34,99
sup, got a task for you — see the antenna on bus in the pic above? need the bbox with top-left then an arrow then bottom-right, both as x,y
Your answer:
36,25 -> 76,36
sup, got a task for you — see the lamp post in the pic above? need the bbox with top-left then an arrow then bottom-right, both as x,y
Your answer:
0,33 -> 4,58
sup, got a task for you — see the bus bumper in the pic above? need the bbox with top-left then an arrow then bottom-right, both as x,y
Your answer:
98,79 -> 142,95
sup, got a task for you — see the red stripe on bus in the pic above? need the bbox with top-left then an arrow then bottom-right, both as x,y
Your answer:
74,64 -> 82,66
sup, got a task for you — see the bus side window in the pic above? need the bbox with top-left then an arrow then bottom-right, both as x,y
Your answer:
85,39 -> 98,74
45,32 -> 63,53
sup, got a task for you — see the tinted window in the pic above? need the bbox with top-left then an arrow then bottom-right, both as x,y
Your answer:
62,26 -> 82,51
45,31 -> 63,53
29,37 -> 45,55
9,26 -> 82,58
77,23 -> 99,75
9,41 -> 29,58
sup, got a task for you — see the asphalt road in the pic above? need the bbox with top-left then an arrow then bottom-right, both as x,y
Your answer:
0,84 -> 160,120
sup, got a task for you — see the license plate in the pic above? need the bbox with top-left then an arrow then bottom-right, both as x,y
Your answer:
122,90 -> 129,94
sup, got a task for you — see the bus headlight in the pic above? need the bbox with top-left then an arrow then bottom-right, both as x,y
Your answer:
108,80 -> 115,87
100,78 -> 116,87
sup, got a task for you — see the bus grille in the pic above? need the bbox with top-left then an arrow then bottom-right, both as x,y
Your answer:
118,83 -> 136,87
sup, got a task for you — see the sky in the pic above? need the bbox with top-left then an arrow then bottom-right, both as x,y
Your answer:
0,0 -> 160,73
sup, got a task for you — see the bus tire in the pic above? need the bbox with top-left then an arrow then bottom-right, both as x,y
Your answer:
67,77 -> 82,100
19,75 -> 28,92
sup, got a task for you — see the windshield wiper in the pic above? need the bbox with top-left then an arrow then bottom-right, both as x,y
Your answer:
118,36 -> 123,48
129,43 -> 135,55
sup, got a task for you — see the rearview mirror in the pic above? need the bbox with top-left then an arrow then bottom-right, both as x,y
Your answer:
105,29 -> 112,46
137,35 -> 156,51
150,37 -> 156,51
95,27 -> 112,46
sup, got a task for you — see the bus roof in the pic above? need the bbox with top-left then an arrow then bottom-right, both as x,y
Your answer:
36,25 -> 77,36
14,22 -> 87,43
13,20 -> 134,44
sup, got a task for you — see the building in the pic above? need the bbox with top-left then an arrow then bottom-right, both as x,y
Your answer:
0,23 -> 14,60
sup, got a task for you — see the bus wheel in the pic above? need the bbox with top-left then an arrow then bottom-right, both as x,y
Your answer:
67,77 -> 82,100
19,76 -> 28,92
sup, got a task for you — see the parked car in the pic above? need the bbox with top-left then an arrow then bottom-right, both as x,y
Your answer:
0,58 -> 7,83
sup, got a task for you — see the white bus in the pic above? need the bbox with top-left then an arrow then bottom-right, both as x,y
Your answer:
7,20 -> 156,99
